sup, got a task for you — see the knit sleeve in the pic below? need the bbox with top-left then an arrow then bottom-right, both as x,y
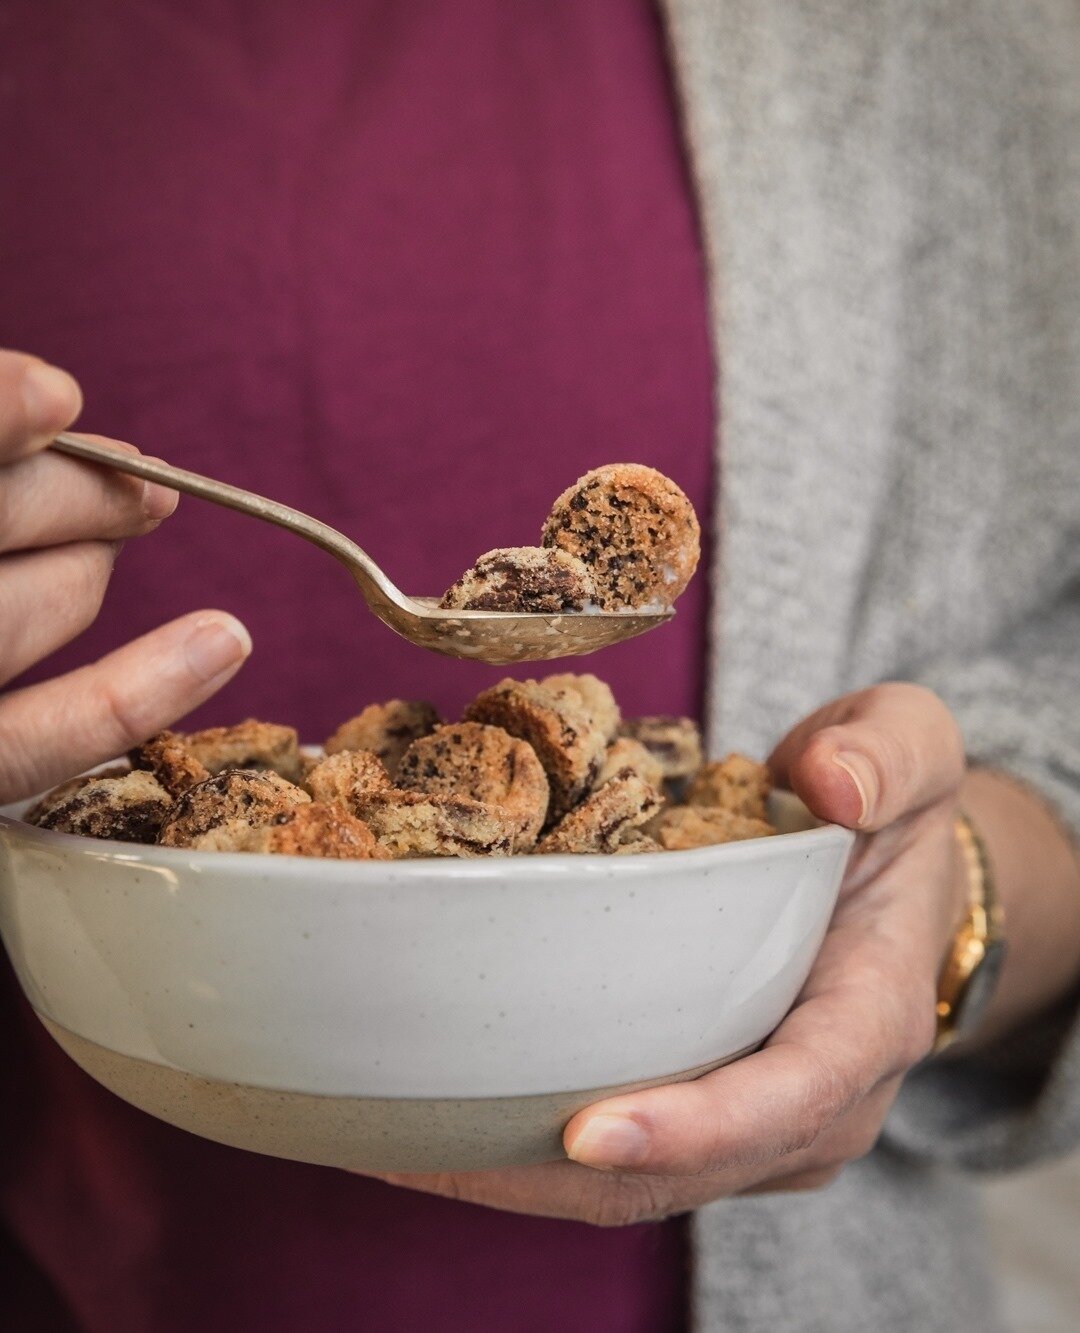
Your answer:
884,590 -> 1080,1170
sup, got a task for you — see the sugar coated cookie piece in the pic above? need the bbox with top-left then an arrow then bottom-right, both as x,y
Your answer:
541,463 -> 700,610
440,547 -> 596,614
24,766 -> 130,825
360,789 -> 516,859
30,770 -> 172,843
129,731 -> 211,797
687,754 -> 772,821
593,736 -> 665,792
304,750 -> 393,811
535,769 -> 662,855
158,770 -> 309,848
324,700 -> 441,777
541,672 -> 620,742
645,804 -> 774,851
618,716 -> 703,783
396,722 -> 549,852
205,802 -> 388,859
464,678 -> 607,820
183,719 -> 304,784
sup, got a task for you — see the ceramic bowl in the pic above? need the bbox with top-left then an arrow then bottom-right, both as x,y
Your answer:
0,789 -> 852,1171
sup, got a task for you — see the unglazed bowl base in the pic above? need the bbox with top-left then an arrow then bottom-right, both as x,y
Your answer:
42,1017 -> 753,1172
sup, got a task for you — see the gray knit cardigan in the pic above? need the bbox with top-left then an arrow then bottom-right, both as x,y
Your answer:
660,3 -> 1080,1329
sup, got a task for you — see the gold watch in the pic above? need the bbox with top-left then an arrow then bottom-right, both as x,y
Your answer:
932,813 -> 1007,1055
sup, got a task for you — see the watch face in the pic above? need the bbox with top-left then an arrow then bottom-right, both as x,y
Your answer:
952,940 -> 1009,1039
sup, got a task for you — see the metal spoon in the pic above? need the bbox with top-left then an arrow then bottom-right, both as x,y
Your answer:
50,433 -> 672,665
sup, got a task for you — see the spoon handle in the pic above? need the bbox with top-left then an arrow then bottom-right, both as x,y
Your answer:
49,432 -> 396,597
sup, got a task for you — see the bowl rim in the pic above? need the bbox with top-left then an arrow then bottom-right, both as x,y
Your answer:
0,802 -> 855,880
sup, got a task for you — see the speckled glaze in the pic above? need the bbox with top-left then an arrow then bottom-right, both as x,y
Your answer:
0,790 -> 852,1170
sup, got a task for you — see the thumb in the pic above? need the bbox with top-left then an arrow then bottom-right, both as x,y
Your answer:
768,683 -> 964,831
0,611 -> 251,802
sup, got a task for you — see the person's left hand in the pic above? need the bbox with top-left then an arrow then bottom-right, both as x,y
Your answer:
369,683 -> 969,1225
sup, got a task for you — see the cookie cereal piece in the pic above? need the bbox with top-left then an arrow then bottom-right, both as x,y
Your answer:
593,737 -> 665,792
24,766 -> 131,826
129,731 -> 211,797
618,716 -> 703,794
687,753 -> 772,821
644,804 -> 774,852
304,750 -> 393,811
541,463 -> 701,609
535,769 -> 662,855
541,672 -> 620,742
324,700 -> 441,777
183,720 -> 304,785
464,678 -> 607,820
396,722 -> 549,852
360,790 -> 516,859
206,802 -> 388,859
439,547 -> 596,614
157,770 -> 309,849
31,770 -> 173,844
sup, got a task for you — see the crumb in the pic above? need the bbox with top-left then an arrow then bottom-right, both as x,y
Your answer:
612,828 -> 664,855
129,731 -> 211,797
158,770 -> 309,848
359,789 -> 516,859
396,722 -> 549,852
304,750 -> 393,810
593,737 -> 665,792
687,754 -> 772,821
541,463 -> 700,609
541,672 -> 621,742
464,677 -> 607,820
324,700 -> 441,777
644,804 -> 775,851
535,769 -> 662,855
183,719 -> 304,784
439,547 -> 596,614
31,771 -> 173,844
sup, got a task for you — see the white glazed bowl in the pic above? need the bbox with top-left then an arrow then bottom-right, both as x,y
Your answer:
0,790 -> 852,1170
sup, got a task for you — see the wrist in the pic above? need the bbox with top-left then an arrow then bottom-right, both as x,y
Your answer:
949,767 -> 1080,1049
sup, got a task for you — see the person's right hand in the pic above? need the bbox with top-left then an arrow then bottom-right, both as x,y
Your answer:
0,349 -> 251,805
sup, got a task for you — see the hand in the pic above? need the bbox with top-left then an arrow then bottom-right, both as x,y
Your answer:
371,683 -> 969,1225
0,349 -> 251,804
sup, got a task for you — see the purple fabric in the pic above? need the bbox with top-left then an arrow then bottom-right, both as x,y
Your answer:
1,2 -> 714,1329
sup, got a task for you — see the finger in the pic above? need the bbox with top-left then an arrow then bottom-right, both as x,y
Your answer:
767,683 -> 964,830
564,926 -> 934,1175
0,350 -> 82,462
0,610 -> 251,802
0,542 -> 119,684
0,438 -> 176,553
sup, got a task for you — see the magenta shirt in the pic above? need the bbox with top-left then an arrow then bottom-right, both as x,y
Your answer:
1,2 -> 714,1328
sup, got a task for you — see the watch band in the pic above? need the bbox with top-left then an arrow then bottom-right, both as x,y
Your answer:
932,812 -> 1006,1055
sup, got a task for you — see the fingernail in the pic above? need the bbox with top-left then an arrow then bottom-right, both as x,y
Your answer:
566,1114 -> 650,1169
21,361 -> 82,430
832,751 -> 876,827
183,614 -> 252,683
141,480 -> 179,520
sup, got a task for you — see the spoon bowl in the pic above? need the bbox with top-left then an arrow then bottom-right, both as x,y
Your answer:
50,433 -> 672,664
